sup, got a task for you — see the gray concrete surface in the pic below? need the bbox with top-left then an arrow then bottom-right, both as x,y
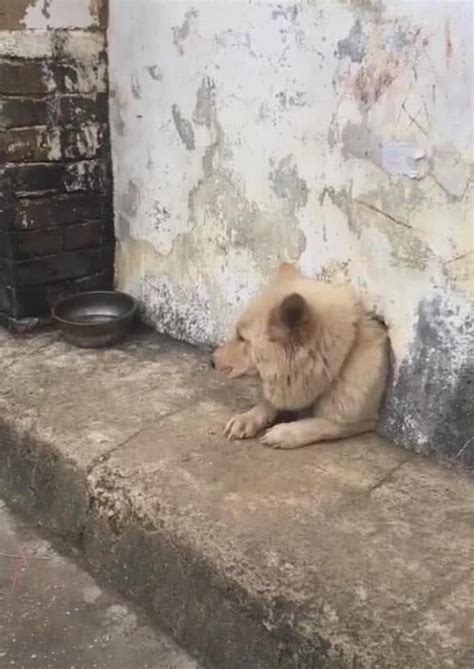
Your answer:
0,327 -> 473,669
0,498 -> 199,669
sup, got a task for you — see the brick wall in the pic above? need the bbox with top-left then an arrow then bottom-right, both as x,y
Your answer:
0,1 -> 113,327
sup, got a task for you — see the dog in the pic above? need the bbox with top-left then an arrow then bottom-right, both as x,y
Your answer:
211,263 -> 389,449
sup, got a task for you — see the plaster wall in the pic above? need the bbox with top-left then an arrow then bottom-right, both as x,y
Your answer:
109,1 -> 473,464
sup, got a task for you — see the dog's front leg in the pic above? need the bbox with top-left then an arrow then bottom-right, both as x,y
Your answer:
225,400 -> 277,440
261,417 -> 376,449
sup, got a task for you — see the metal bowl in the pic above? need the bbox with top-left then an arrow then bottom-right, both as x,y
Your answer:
52,291 -> 137,348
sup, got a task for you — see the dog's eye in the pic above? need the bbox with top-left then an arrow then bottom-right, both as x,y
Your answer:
236,332 -> 245,342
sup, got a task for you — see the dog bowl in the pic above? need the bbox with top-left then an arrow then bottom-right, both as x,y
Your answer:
52,290 -> 137,348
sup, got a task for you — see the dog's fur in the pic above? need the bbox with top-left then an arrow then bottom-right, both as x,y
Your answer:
212,263 -> 389,449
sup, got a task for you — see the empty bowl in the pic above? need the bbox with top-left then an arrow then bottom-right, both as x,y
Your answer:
52,290 -> 137,348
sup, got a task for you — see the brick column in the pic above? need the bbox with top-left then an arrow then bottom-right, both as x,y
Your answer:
0,5 -> 113,329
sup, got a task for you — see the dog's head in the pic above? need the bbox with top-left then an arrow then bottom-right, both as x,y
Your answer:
211,263 -> 320,409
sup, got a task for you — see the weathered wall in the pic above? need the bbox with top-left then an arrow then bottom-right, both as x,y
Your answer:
0,0 -> 113,327
109,1 -> 473,466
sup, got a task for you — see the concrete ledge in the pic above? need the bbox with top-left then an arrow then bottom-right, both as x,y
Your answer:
1,328 -> 473,669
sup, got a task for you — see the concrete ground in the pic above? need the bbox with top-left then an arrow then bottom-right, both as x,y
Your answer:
0,326 -> 473,669
0,499 -> 199,669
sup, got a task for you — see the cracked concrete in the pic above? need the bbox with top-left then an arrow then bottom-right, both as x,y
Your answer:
0,327 -> 473,669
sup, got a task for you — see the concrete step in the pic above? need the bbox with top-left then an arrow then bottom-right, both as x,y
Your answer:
0,327 -> 473,669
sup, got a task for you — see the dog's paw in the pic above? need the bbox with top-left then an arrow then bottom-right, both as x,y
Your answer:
260,423 -> 304,449
224,412 -> 262,440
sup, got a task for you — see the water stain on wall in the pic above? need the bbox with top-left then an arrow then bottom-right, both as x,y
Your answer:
146,65 -> 163,82
269,155 -> 309,212
117,74 -> 307,343
171,104 -> 195,150
336,19 -> 367,63
172,7 -> 197,55
381,295 -> 474,467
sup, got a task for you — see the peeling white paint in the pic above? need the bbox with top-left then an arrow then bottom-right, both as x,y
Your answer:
64,61 -> 107,94
22,0 -> 99,30
64,123 -> 103,160
380,142 -> 428,180
8,127 -> 61,162
0,30 -> 53,58
60,30 -> 106,63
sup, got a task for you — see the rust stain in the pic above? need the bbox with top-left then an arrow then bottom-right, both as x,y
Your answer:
355,65 -> 397,107
341,23 -> 427,110
445,18 -> 453,68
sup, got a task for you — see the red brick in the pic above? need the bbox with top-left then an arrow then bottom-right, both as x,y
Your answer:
0,167 -> 14,201
0,60 -> 53,95
0,203 -> 14,231
59,94 -> 108,125
1,127 -> 60,162
0,269 -> 113,319
5,163 -> 64,196
0,283 -> 14,316
63,160 -> 109,193
11,194 -> 111,230
94,0 -> 109,28
0,267 -> 114,319
0,228 -> 63,259
47,269 -> 114,311
0,283 -> 49,319
61,124 -> 106,160
0,97 -> 51,129
63,220 -> 102,251
7,244 -> 114,286
0,257 -> 13,285
54,60 -> 106,95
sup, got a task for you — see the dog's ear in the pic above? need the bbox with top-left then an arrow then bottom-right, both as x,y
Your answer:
276,262 -> 301,281
269,293 -> 311,341
279,293 -> 308,329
